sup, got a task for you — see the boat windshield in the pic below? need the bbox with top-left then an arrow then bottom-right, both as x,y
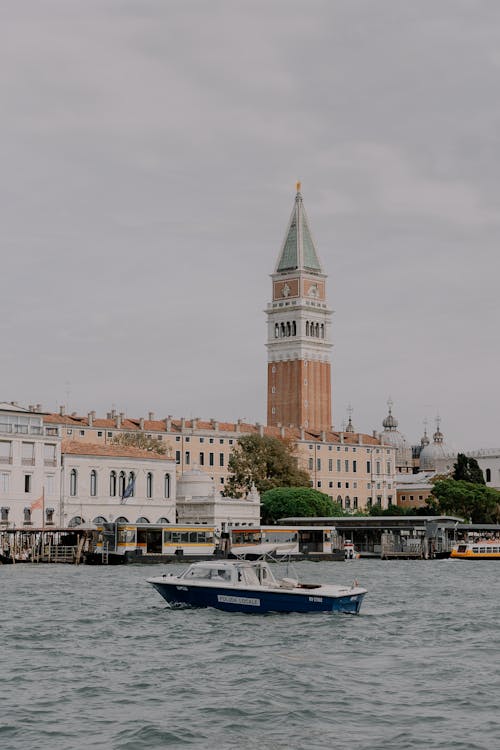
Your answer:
182,566 -> 232,582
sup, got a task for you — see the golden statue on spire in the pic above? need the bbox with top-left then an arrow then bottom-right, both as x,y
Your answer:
296,180 -> 301,193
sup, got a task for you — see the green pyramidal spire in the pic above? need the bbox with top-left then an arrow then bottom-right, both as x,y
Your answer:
275,183 -> 323,274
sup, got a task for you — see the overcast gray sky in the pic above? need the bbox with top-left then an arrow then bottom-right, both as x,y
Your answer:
2,0 -> 499,450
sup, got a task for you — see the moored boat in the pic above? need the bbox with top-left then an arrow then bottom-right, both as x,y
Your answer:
148,559 -> 366,614
450,539 -> 500,560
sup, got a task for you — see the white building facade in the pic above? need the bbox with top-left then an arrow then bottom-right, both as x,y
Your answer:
61,442 -> 177,527
176,468 -> 260,529
0,403 -> 61,528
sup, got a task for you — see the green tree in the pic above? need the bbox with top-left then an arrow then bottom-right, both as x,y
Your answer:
222,434 -> 310,497
112,432 -> 169,455
453,453 -> 485,484
428,478 -> 500,523
261,487 -> 342,524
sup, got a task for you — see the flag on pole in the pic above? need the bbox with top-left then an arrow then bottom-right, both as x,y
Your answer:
30,494 -> 44,511
121,477 -> 135,503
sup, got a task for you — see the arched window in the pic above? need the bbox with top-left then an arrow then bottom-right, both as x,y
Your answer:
136,517 -> 149,523
115,516 -> 128,523
320,323 -> 325,338
292,321 -> 296,336
336,495 -> 343,508
110,471 -> 117,497
275,323 -> 279,338
146,472 -> 153,499
93,516 -> 107,525
345,496 -> 351,509
118,471 -> 126,498
68,515 -> 84,527
315,322 -> 319,337
157,517 -> 170,523
128,472 -> 135,497
164,473 -> 171,499
486,468 -> 491,482
70,469 -> 77,497
306,321 -> 310,336
286,321 -> 291,337
280,322 -> 285,338
90,470 -> 97,497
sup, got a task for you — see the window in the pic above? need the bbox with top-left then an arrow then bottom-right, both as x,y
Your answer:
308,457 -> 313,471
486,468 -> 491,482
199,437 -> 205,444
69,469 -> 77,496
0,442 -> 12,464
353,498 -> 358,509
45,508 -> 54,524
219,439 -> 224,445
209,438 -> 214,444
23,507 -> 32,524
43,443 -> 56,466
199,452 -> 205,466
90,470 -> 97,497
345,482 -> 349,489
367,461 -> 371,473
345,497 -> 351,509
176,436 -> 181,442
97,431 -> 103,437
164,474 -> 171,499
219,453 -> 224,467
175,450 -> 181,464
376,461 -> 381,475
25,474 -> 33,493
185,437 -> 190,443
317,458 -> 321,470
229,440 -> 234,445
337,482 -> 342,488
146,472 -> 153,499
128,472 -> 135,497
185,451 -> 190,465
336,459 -> 341,472
328,459 -> 333,472
209,452 -> 214,466
110,471 -> 117,497
1,506 -> 9,522
67,429 -> 73,436
328,481 -> 333,488
0,473 -> 9,493
118,471 -> 126,497
107,432 -> 112,438
21,442 -> 35,465
345,460 -> 349,472
317,481 -> 322,488
80,430 -> 85,436
352,460 -> 357,473
386,462 -> 391,474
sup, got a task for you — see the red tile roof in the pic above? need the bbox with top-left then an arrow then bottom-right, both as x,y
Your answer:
62,441 -> 170,461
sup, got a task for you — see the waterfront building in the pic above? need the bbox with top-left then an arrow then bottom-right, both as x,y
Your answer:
41,409 -> 396,511
61,441 -> 177,528
0,402 -> 61,528
266,183 -> 332,432
396,471 -> 435,509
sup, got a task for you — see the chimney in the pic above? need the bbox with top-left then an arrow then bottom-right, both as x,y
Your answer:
166,416 -> 172,431
111,408 -> 117,419
88,412 -> 93,427
116,413 -> 122,429
340,432 -> 344,444
280,426 -> 285,439
28,405 -> 34,412
320,430 -> 326,442
358,434 -> 363,445
181,417 -> 186,431
148,411 -> 154,421
256,423 -> 264,437
236,419 -> 241,433
139,418 -> 145,430
372,430 -> 377,439
36,404 -> 42,412
59,405 -> 65,416
192,418 -> 197,430
213,420 -> 219,432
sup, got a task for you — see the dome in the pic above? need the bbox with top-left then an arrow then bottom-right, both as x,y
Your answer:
380,399 -> 412,466
419,418 -> 448,471
177,466 -> 215,499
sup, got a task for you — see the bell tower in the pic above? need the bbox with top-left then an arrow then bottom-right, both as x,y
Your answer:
266,183 -> 333,431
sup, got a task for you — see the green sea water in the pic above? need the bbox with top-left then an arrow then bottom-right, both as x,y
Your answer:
1,560 -> 498,750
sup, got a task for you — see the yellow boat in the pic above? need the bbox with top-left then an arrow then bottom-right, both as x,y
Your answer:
450,539 -> 500,560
